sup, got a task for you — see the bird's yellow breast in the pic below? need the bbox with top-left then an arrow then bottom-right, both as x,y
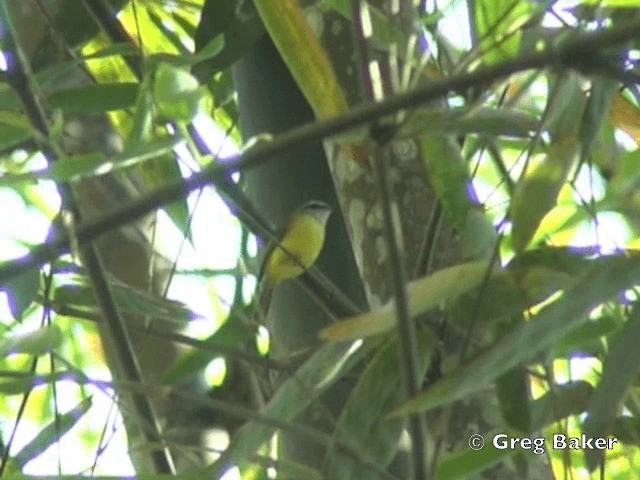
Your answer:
262,213 -> 326,285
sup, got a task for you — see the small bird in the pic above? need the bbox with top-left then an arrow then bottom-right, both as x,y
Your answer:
256,200 -> 332,320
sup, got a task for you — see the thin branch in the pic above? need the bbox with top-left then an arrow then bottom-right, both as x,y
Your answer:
352,2 -> 429,476
1,17 -> 640,285
370,137 -> 428,479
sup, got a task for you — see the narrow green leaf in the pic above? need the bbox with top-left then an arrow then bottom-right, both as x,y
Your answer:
53,278 -> 200,325
579,0 -> 640,5
548,313 -> 619,359
83,42 -> 140,60
126,83 -> 155,146
0,122 -> 32,154
321,260 -> 491,341
544,73 -> 586,140
0,371 -> 85,396
583,304 -> 640,470
391,254 -> 640,417
193,0 -> 265,80
47,83 -> 139,113
206,340 -> 377,477
12,397 -> 92,468
171,10 -> 198,38
323,331 -> 433,479
530,381 -> 593,431
580,78 -> 618,159
403,107 -> 539,138
497,363 -> 531,433
506,246 -> 596,275
0,136 -> 181,187
454,247 -> 592,327
48,152 -> 107,181
419,134 -> 498,260
3,265 -> 39,320
436,440 -> 514,480
511,136 -> 578,252
0,325 -> 63,358
191,35 -> 226,64
612,416 -> 640,445
472,0 -> 536,64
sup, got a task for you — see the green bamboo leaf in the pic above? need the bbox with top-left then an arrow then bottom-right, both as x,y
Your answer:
419,134 -> 498,260
190,35 -> 226,65
511,136 -> 578,252
147,8 -> 190,56
321,260 -> 491,341
171,10 -> 198,38
583,305 -> 640,470
544,73 -> 586,140
47,83 -> 139,113
454,247 -> 591,327
391,254 -> 640,417
436,381 -> 593,478
323,331 -> 433,479
252,0 -> 348,120
403,107 -> 539,138
612,416 -> 640,445
0,371 -> 84,396
436,441 -> 514,480
53,277 -> 201,324
126,85 -> 155,145
580,78 -> 618,159
580,0 -> 640,5
3,264 -> 39,320
472,0 -> 537,64
0,136 -> 180,187
0,122 -> 32,153
193,0 -> 264,80
206,340 -> 377,477
12,397 -> 92,469
497,363 -> 531,433
530,381 -> 593,431
548,313 -> 619,359
0,325 -> 63,359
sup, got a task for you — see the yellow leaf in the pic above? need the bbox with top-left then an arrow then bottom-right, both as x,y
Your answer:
320,261 -> 491,341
